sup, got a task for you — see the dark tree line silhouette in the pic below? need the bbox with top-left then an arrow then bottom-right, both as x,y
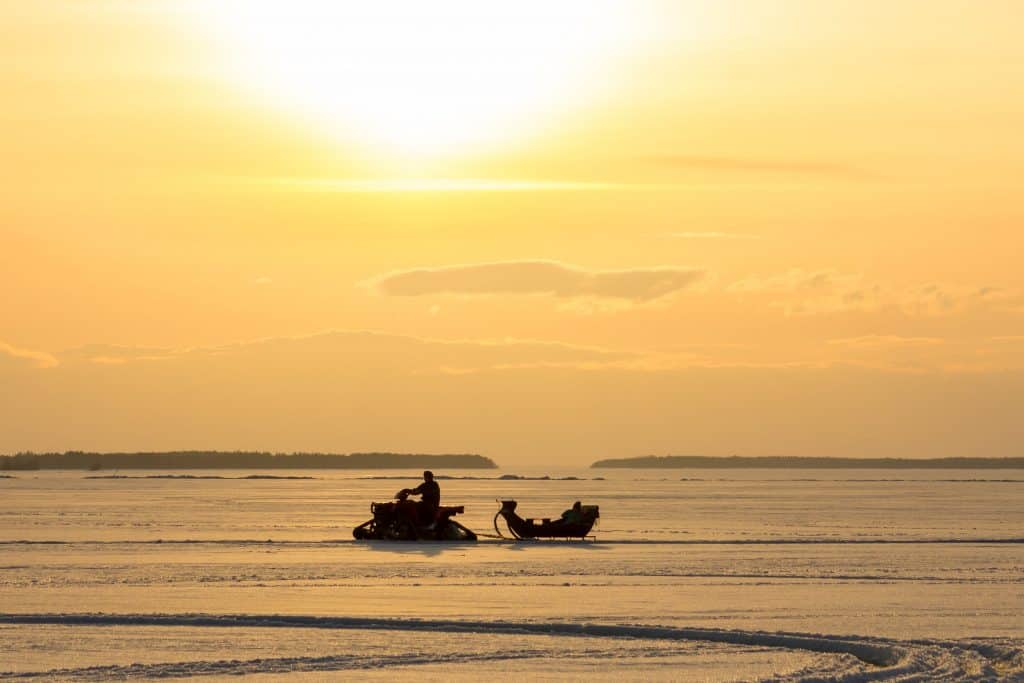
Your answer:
0,451 -> 497,471
591,455 -> 1024,469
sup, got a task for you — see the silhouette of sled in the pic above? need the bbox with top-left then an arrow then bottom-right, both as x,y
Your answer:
494,500 -> 599,540
353,490 -> 477,541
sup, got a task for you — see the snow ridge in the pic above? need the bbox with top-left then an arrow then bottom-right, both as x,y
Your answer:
2,613 -> 1022,681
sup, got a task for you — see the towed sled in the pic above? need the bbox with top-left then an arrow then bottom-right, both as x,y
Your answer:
353,489 -> 477,541
494,500 -> 599,540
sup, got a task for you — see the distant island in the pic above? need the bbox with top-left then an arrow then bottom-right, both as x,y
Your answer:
591,455 -> 1024,469
0,451 -> 497,471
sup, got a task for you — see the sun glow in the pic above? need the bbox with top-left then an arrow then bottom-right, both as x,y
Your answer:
197,1 -> 640,159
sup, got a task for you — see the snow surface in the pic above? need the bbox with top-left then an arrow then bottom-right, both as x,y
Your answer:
1,469 -> 1022,680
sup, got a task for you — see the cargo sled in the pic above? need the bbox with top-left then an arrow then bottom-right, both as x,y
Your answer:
353,490 -> 477,541
494,500 -> 599,540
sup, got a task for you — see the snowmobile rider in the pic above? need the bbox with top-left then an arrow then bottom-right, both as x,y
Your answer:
408,470 -> 441,526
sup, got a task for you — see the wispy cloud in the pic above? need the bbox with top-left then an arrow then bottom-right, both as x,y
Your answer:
828,335 -> 944,348
245,178 -> 631,193
728,268 -> 880,314
59,344 -> 174,366
227,177 -> 816,194
730,269 -> 1020,317
667,231 -> 761,240
899,284 -> 1020,316
647,156 -> 870,179
730,269 -> 861,294
58,331 -> 635,375
370,261 -> 706,302
0,341 -> 58,369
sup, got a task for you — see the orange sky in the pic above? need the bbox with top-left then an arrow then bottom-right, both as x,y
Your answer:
2,1 -> 1023,464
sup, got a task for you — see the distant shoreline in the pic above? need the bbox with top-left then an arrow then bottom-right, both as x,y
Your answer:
0,451 -> 497,471
591,456 -> 1024,469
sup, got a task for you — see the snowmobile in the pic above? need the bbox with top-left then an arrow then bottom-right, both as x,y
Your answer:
494,499 -> 599,540
352,489 -> 477,541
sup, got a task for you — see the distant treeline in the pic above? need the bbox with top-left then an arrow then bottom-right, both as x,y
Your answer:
0,451 -> 497,471
591,455 -> 1024,469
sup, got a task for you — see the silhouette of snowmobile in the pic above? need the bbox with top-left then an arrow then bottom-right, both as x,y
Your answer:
352,489 -> 477,541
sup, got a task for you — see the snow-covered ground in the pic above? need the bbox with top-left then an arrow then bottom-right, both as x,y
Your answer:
1,470 -> 1022,680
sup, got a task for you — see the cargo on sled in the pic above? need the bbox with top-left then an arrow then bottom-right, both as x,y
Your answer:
494,499 -> 599,540
352,489 -> 477,541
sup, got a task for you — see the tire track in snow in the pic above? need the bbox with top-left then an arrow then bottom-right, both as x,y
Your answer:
2,613 -> 1021,681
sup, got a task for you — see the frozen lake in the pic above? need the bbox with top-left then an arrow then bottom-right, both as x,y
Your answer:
2,469 -> 1022,680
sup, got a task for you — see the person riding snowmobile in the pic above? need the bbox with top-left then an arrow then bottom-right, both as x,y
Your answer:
406,470 -> 440,527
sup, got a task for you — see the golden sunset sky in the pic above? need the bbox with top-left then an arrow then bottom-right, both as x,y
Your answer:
2,1 -> 1022,464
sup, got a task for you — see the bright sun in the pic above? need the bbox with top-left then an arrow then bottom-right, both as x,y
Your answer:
196,1 -> 641,159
